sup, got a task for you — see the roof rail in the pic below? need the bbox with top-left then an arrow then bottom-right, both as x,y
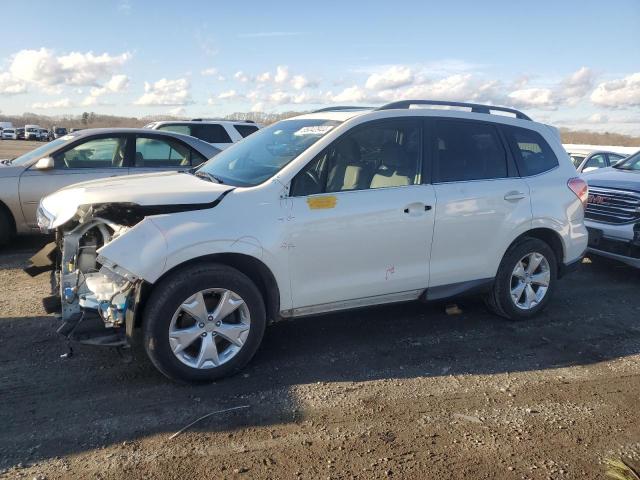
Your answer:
190,118 -> 255,123
312,106 -> 374,113
376,100 -> 532,120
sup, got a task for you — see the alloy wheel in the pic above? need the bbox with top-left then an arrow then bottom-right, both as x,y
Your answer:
168,288 -> 251,369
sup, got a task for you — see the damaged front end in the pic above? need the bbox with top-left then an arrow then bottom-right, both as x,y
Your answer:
31,204 -> 145,348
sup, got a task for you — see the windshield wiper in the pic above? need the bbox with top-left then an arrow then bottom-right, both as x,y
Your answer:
0,158 -> 14,165
194,171 -> 224,183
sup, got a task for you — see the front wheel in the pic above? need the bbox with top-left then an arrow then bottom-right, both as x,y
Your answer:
143,263 -> 266,383
485,238 -> 557,320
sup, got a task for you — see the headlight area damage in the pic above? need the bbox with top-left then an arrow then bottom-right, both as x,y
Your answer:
28,204 -> 146,348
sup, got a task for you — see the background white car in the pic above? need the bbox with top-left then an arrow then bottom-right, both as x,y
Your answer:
144,119 -> 260,150
2,128 -> 17,140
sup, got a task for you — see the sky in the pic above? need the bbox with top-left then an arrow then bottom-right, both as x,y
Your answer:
0,0 -> 639,134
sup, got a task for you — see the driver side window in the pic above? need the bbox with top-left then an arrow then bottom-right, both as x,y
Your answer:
54,137 -> 127,169
291,119 -> 422,196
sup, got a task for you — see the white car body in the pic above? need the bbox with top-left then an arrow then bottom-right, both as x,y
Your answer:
24,124 -> 41,141
36,101 -> 588,382
144,120 -> 260,151
2,128 -> 17,140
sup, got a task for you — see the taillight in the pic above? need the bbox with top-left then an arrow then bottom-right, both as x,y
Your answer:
568,177 -> 588,208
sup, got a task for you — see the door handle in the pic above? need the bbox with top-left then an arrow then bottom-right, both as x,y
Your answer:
403,203 -> 432,215
504,191 -> 527,201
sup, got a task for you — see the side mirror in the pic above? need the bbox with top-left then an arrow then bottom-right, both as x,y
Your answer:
34,157 -> 54,170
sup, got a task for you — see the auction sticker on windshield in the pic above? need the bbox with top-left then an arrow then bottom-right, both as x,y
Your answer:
294,125 -> 335,136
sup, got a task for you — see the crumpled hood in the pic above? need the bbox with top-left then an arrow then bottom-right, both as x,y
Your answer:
41,171 -> 233,228
583,167 -> 640,191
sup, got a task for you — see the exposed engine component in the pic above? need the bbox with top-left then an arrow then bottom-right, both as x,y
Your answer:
58,216 -> 135,328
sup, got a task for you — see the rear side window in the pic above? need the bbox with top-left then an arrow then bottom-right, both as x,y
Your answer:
234,124 -> 259,138
191,124 -> 232,143
432,120 -> 507,183
505,126 -> 559,176
157,124 -> 190,135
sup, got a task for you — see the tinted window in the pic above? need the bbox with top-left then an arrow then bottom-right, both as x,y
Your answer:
291,119 -> 421,196
135,136 -> 192,167
54,137 -> 127,169
191,124 -> 232,143
234,124 -> 259,138
505,127 -> 559,176
432,120 -> 507,183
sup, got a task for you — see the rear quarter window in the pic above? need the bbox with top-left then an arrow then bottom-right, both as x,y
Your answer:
191,124 -> 232,143
504,126 -> 559,176
233,124 -> 259,138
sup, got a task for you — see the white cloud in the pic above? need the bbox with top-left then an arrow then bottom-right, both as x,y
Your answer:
218,89 -> 240,99
256,71 -> 271,83
89,74 -> 129,96
201,67 -> 218,76
561,67 -> 594,105
328,85 -> 374,103
168,106 -> 186,116
135,78 -> 192,106
291,74 -> 317,90
591,72 -> 640,108
10,48 -> 131,88
0,72 -> 27,94
32,98 -> 73,109
274,65 -> 289,84
365,65 -> 414,90
251,102 -> 266,112
508,88 -> 556,109
234,71 -> 249,83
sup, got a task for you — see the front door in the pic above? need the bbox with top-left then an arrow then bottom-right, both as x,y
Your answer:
285,118 -> 436,311
19,135 -> 129,227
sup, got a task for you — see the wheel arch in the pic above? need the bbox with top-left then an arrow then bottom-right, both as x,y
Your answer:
507,227 -> 564,275
0,199 -> 17,235
135,252 -> 281,328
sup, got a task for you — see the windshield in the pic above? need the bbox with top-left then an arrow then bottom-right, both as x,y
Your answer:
614,151 -> 640,171
55,128 -> 67,134
196,119 -> 341,186
569,154 -> 585,168
9,136 -> 74,166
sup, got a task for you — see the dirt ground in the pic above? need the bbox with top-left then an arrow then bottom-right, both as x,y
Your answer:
0,141 -> 639,479
0,139 -> 45,159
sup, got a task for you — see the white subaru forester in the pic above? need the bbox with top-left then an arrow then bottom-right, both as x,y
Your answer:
34,100 -> 589,383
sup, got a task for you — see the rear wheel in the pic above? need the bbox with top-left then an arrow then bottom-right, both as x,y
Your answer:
486,238 -> 557,320
143,264 -> 266,383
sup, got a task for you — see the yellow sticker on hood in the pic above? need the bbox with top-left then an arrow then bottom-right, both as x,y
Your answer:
307,195 -> 337,209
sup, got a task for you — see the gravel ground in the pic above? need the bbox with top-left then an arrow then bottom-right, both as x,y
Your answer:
0,237 -> 638,480
1,141 -> 639,479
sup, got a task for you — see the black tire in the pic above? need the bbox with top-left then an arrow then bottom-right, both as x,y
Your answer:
0,209 -> 13,248
143,263 -> 266,383
485,237 -> 558,320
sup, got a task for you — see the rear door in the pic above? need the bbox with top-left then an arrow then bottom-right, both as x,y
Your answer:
130,134 -> 207,175
428,118 -> 532,287
19,134 -> 129,227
